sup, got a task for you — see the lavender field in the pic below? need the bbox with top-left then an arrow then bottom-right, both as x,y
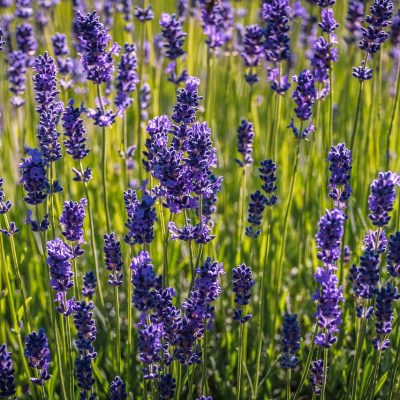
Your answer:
0,0 -> 400,399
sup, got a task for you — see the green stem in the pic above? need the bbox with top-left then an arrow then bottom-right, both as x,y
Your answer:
236,322 -> 244,400
368,350 -> 382,400
201,324 -> 208,394
388,321 -> 400,400
321,348 -> 328,400
115,285 -> 121,376
287,369 -> 292,400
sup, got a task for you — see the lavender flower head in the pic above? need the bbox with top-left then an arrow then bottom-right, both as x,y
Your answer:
235,119 -> 254,167
115,43 -> 139,110
46,238 -> 75,315
74,10 -> 120,84
7,50 -> 27,107
169,216 -> 214,244
280,313 -> 300,369
134,5 -> 154,22
309,360 -> 324,395
159,13 -> 186,61
15,0 -> 33,19
51,33 -> 73,75
63,99 -> 90,160
16,22 -> 37,62
0,178 -> 11,215
110,376 -> 127,400
60,198 -> 87,243
372,283 -> 399,351
157,373 -> 176,400
104,232 -> 124,286
345,0 -> 364,43
82,271 -> 97,299
368,171 -> 399,227
24,329 -> 51,386
0,344 -> 16,398
232,263 -> 255,323
387,232 -> 400,277
327,144 -> 352,208
172,76 -> 202,124
139,323 -> 163,379
240,24 -> 264,84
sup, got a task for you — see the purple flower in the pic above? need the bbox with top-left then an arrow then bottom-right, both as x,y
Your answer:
246,190 -> 266,239
87,97 -> 121,127
130,251 -> 161,312
7,50 -> 27,107
74,10 -> 120,84
51,33 -> 73,75
115,43 -> 139,110
19,148 -> 50,205
372,283 -> 399,351
124,189 -> 157,245
194,257 -> 224,304
364,229 -> 387,254
368,172 -> 399,227
157,373 -> 176,400
139,323 -> 163,378
313,268 -> 343,347
235,119 -> 254,167
327,144 -> 352,208
72,167 -> 92,183
16,22 -> 37,62
387,232 -> 400,277
232,264 -> 255,323
63,99 -> 90,160
280,313 -> 300,369
315,208 -> 346,267
73,301 -> 97,397
110,376 -> 127,400
319,8 -> 339,33
0,178 -> 11,215
0,27 -> 5,52
82,271 -> 97,299
291,69 -> 317,122
352,64 -> 373,81
200,0 -> 233,49
349,250 -> 380,300
24,329 -> 51,386
345,0 -> 364,43
169,216 -> 214,244
172,76 -> 202,124
261,0 -> 292,64
240,24 -> 264,84
390,10 -> 400,57
140,82 -> 151,121
309,359 -> 324,395
46,238 -> 75,315
259,159 -> 278,205
359,0 -> 393,55
60,198 -> 87,253
104,232 -> 124,286
0,344 -> 16,398
134,5 -> 154,22
159,13 -> 186,60
15,0 -> 33,19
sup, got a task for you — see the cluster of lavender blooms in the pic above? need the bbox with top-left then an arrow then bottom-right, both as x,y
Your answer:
199,0 -> 234,50
24,329 -> 51,386
288,69 -> 317,138
73,301 -> 97,399
130,250 -> 224,393
345,0 -> 364,44
0,344 -> 16,397
0,178 -> 19,237
60,198 -> 87,257
353,0 -> 394,81
349,171 -> 400,350
62,99 -> 92,182
159,12 -> 188,85
235,119 -> 254,167
104,232 -> 124,286
327,143 -> 352,208
280,313 -> 300,369
232,264 -> 255,323
143,76 -> 222,235
246,159 -> 278,238
82,271 -> 97,299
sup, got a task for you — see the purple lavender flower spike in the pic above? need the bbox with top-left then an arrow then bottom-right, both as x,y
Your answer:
368,171 -> 399,227
232,264 -> 255,323
15,0 -> 33,19
172,76 -> 202,124
139,323 -> 163,379
51,33 -> 73,75
16,22 -> 37,63
291,69 -> 317,122
130,251 -> 161,312
63,99 -> 90,160
0,344 -> 16,397
74,10 -> 120,84
319,8 -> 339,33
73,301 -> 97,398
60,198 -> 87,257
259,159 -> 278,206
46,238 -> 75,315
24,329 -> 51,386
157,373 -> 176,400
235,119 -> 254,167
19,148 -> 50,205
159,13 -> 186,61
309,360 -> 324,395
140,82 -> 151,121
352,64 -> 373,81
387,232 -> 400,277
246,190 -> 266,239
104,232 -> 124,286
0,178 -> 11,215
7,50 -> 28,107
240,24 -> 264,84
169,216 -> 214,244
134,5 -> 154,22
82,271 -> 97,299
280,313 -> 300,369
115,43 -> 139,110
372,283 -> 399,351
124,189 -> 157,245
110,376 -> 127,400
345,0 -> 364,44
364,229 -> 387,254
0,27 -> 5,52
327,144 -> 352,208
0,220 -> 20,237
